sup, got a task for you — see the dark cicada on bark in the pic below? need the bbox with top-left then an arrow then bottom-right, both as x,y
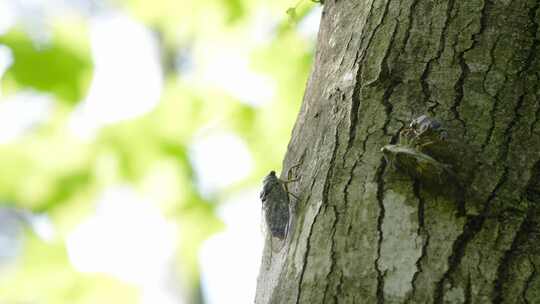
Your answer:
260,166 -> 300,240
260,171 -> 291,240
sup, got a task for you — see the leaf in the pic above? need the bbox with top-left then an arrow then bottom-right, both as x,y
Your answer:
223,0 -> 246,23
0,29 -> 92,104
286,7 -> 297,21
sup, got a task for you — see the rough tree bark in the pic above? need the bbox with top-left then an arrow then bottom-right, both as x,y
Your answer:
255,0 -> 540,303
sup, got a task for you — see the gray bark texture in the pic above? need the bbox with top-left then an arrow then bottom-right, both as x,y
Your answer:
255,0 -> 540,303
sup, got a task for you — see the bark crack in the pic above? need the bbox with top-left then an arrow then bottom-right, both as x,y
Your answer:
522,0 -> 540,77
323,204 -> 339,304
344,159 -> 359,211
487,1 -> 540,154
348,84 -> 361,151
440,170 -> 507,301
481,35 -> 500,97
408,178 -> 429,302
362,0 -> 393,69
530,76 -> 540,136
291,162 -> 321,304
379,23 -> 400,137
522,257 -> 537,304
295,198 -> 324,304
338,32 -> 355,70
356,0 -> 377,61
421,62 -> 436,115
347,0 -> 376,152
401,0 -> 420,55
465,273 -> 472,304
434,161 -> 509,301
352,0 -> 377,73
375,158 -> 387,304
526,160 -> 540,203
524,1 -> 540,138
451,48 -> 469,133
433,214 -> 483,303
321,122 -> 341,303
423,0 -> 456,114
349,0 -> 395,158
492,213 -> 528,303
452,0 -> 490,134
498,93 -> 525,176
481,76 -> 506,152
334,271 -> 344,304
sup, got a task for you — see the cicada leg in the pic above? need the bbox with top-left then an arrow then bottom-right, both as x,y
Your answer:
281,162 -> 302,201
399,127 -> 414,145
417,140 -> 435,150
287,192 -> 300,201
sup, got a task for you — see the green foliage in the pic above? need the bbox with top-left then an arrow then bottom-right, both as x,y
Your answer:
0,0 -> 320,302
223,0 -> 247,23
286,0 -> 321,24
0,27 -> 92,104
0,236 -> 138,303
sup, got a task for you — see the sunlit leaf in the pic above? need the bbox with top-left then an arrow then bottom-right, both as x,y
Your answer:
0,28 -> 92,104
286,7 -> 297,21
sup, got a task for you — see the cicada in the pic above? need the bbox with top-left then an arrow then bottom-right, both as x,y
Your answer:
259,164 -> 300,240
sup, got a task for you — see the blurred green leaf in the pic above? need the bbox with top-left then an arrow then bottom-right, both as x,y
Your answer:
0,0 -> 319,302
0,235 -> 138,303
0,29 -> 92,104
177,202 -> 223,285
36,170 -> 92,212
286,7 -> 297,21
223,0 -> 246,23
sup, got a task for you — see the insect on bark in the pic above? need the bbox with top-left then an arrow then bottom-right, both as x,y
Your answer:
381,114 -> 458,186
259,164 -> 300,240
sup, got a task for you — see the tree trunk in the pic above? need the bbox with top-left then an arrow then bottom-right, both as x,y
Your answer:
255,0 -> 540,303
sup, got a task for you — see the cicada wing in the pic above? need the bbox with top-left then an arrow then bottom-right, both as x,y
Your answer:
260,205 -> 269,237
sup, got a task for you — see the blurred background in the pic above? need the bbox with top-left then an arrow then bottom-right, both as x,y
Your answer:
0,0 -> 321,303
